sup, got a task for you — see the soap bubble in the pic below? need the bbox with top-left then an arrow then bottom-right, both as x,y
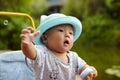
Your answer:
4,20 -> 8,25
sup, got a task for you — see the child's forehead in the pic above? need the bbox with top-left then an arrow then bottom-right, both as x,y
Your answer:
44,24 -> 74,34
51,24 -> 73,30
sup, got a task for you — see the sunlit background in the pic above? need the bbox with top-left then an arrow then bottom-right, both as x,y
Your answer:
0,0 -> 120,80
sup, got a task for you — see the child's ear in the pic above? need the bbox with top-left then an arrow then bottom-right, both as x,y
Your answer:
41,34 -> 47,44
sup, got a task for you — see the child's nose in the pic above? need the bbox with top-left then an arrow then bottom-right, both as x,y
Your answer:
65,32 -> 70,38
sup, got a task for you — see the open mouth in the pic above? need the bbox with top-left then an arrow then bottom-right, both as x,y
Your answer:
64,40 -> 69,45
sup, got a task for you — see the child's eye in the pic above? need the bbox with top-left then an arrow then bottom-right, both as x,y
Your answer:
58,29 -> 64,32
69,32 -> 74,35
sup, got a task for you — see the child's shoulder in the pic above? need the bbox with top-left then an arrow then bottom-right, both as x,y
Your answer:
34,45 -> 47,51
35,45 -> 45,48
68,51 -> 79,57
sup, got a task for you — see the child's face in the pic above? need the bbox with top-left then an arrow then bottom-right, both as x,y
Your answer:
43,24 -> 74,53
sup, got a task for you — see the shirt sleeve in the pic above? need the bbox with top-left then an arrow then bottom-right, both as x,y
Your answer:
25,45 -> 45,71
73,52 -> 86,74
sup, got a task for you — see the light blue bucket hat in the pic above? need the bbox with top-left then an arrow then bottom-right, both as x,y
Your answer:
33,13 -> 82,45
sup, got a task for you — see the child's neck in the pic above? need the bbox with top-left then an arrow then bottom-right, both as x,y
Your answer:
53,51 -> 69,64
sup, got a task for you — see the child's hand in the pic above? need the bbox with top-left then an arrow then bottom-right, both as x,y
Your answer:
86,66 -> 98,80
20,27 -> 40,46
86,73 -> 94,80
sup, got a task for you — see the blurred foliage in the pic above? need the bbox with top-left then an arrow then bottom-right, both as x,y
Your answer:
0,0 -> 32,13
31,0 -> 48,18
105,65 -> 120,78
0,0 -> 48,50
0,16 -> 31,50
61,0 -> 120,47
0,0 -> 32,50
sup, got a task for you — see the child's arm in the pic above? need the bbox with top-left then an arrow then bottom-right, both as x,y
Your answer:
20,27 -> 40,60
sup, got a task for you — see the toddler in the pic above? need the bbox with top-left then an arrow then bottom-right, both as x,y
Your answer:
20,13 -> 97,80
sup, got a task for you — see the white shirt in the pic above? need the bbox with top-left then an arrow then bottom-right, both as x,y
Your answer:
26,45 -> 86,80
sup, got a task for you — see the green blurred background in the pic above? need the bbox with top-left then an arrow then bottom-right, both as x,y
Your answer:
0,0 -> 120,80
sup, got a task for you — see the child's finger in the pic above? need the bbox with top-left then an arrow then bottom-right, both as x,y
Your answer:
26,27 -> 34,31
90,66 -> 98,77
33,31 -> 40,37
21,28 -> 31,34
21,27 -> 34,34
86,76 -> 90,80
89,73 -> 94,78
86,73 -> 93,80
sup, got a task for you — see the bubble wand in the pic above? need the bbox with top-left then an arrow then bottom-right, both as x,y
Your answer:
80,67 -> 94,80
0,11 -> 36,30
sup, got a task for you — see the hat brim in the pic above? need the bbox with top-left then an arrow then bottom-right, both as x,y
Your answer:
33,16 -> 82,46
